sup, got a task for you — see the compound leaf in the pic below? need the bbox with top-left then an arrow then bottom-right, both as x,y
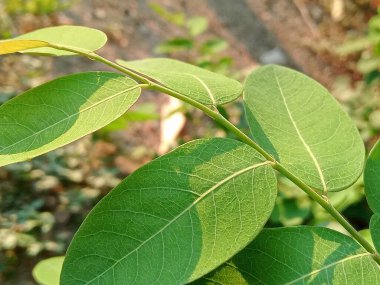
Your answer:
0,72 -> 141,167
33,256 -> 65,285
61,138 -> 277,284
0,25 -> 107,56
193,226 -> 380,284
117,58 -> 243,105
244,65 -> 365,192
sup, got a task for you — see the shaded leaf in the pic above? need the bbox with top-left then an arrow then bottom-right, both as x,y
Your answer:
117,58 -> 243,105
244,65 -> 365,192
0,25 -> 107,56
193,226 -> 380,285
365,140 -> 380,213
32,256 -> 64,285
370,214 -> 380,252
0,72 -> 141,167
61,138 -> 277,284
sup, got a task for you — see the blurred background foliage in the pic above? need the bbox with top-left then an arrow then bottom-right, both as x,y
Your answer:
0,0 -> 380,283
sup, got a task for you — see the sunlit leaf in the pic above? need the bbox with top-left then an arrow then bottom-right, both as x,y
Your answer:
193,227 -> 380,284
244,65 -> 365,192
0,39 -> 48,55
0,25 -> 107,56
0,72 -> 141,167
117,58 -> 243,105
61,138 -> 277,284
33,256 -> 64,285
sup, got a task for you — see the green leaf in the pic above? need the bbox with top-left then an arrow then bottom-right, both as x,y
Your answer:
201,39 -> 229,55
364,141 -> 380,252
154,38 -> 194,54
244,65 -> 365,192
370,214 -> 380,252
0,72 -> 141,167
61,138 -> 277,284
0,25 -> 107,56
335,37 -> 372,56
32,256 -> 64,285
365,140 -> 380,213
187,17 -> 208,36
117,58 -> 243,105
149,3 -> 185,26
193,226 -> 380,285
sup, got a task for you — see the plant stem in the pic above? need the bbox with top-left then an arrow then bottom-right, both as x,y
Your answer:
274,163 -> 380,264
66,48 -> 380,265
48,44 -> 151,84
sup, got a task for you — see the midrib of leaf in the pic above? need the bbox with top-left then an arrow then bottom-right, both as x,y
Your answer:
285,252 -> 371,285
0,84 -> 141,154
273,70 -> 327,192
190,74 -> 217,106
83,161 -> 271,285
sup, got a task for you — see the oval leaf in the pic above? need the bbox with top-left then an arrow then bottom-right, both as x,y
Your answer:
33,256 -> 64,285
244,65 -> 365,192
0,25 -> 107,56
365,140 -> 380,213
61,138 -> 277,284
0,72 -> 141,167
116,58 -> 243,105
193,226 -> 380,284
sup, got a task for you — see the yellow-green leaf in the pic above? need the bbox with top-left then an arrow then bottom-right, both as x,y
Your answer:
0,25 -> 107,56
0,39 -> 49,55
33,256 -> 64,285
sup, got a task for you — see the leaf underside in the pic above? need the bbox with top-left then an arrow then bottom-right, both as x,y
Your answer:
0,25 -> 107,56
193,226 -> 380,285
116,58 -> 243,105
0,72 -> 141,167
244,65 -> 365,192
32,256 -> 64,285
61,138 -> 277,285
